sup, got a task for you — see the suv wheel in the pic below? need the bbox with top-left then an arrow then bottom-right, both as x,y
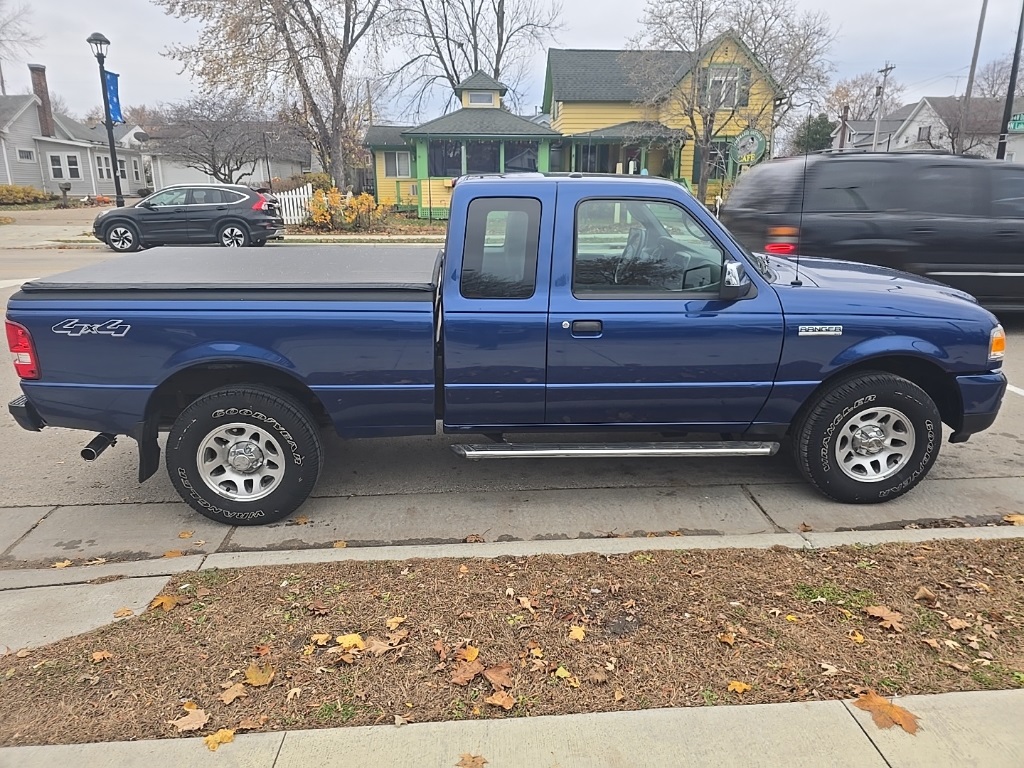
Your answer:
219,224 -> 249,248
105,223 -> 141,252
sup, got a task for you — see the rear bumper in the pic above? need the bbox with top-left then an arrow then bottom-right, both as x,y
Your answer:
8,395 -> 44,432
949,372 -> 1007,443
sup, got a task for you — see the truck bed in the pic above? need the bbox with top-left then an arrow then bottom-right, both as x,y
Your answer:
19,245 -> 441,294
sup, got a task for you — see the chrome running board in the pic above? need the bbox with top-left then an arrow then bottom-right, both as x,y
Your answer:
451,441 -> 780,460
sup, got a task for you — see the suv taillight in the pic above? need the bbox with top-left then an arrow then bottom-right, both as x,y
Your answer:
252,193 -> 269,211
764,226 -> 799,256
6,320 -> 39,379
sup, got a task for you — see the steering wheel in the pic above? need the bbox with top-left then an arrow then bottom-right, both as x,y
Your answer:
614,226 -> 647,284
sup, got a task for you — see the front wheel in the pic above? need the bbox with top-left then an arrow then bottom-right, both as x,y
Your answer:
793,373 -> 941,504
166,385 -> 323,525
105,222 -> 141,252
218,223 -> 249,247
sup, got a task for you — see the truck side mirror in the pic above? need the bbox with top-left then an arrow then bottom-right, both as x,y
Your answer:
720,261 -> 753,301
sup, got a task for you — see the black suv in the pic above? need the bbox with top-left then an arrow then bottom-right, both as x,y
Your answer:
719,152 -> 1024,312
93,184 -> 285,252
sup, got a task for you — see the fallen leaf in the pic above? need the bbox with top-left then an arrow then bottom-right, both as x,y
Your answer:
450,659 -> 484,685
287,687 -> 301,701
293,515 -> 311,525
505,587 -> 515,598
614,689 -> 625,702
193,540 -> 206,547
588,668 -> 609,685
978,651 -> 994,660
456,755 -> 488,768
913,586 -> 937,606
459,565 -> 469,574
310,633 -> 331,646
567,676 -> 581,688
394,714 -> 410,727
457,645 -> 480,662
717,632 -> 736,647
849,629 -> 865,644
483,663 -> 514,688
237,715 -> 268,730
944,660 -> 970,673
386,616 -> 406,631
195,587 -> 212,598
784,614 -> 800,623
944,639 -> 961,650
244,663 -> 276,687
819,662 -> 840,677
162,550 -> 184,559
484,689 -> 515,710
183,701 -> 199,710
529,646 -> 544,659
333,540 -> 348,548
1003,514 -> 1024,526
727,681 -> 751,694
433,639 -> 447,661
922,639 -> 941,651
864,606 -> 905,633
947,617 -> 970,631
798,522 -> 813,532
204,729 -> 235,751
219,683 -> 248,704
91,651 -> 112,663
554,666 -> 571,679
336,633 -> 365,651
518,597 -> 536,615
388,629 -> 409,646
854,690 -> 919,734
465,534 -> 485,543
51,559 -> 72,569
364,637 -> 395,657
84,558 -> 107,566
252,644 -> 272,657
307,600 -> 330,616
113,607 -> 134,618
149,595 -> 182,612
15,649 -> 30,658
568,626 -> 586,642
178,531 -> 194,539
168,707 -> 209,732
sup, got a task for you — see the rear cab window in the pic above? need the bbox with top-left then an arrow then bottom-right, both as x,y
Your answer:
460,197 -> 541,299
805,159 -> 894,212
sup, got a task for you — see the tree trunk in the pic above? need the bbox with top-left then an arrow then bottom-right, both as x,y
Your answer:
330,146 -> 347,191
696,149 -> 710,204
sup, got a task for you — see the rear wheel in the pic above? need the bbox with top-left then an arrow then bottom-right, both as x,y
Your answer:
166,385 -> 323,525
793,373 -> 941,504
105,222 -> 141,252
218,223 -> 249,248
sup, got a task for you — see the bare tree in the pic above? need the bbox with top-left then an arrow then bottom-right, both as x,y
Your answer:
150,93 -> 267,184
825,71 -> 907,122
153,0 -> 384,187
630,0 -> 834,202
974,54 -> 1024,99
0,1 -> 39,95
391,0 -> 562,112
83,103 -> 162,130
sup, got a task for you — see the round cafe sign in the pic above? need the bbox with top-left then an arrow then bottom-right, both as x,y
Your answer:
730,129 -> 767,165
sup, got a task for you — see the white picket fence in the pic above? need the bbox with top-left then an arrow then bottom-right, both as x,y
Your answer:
275,183 -> 313,225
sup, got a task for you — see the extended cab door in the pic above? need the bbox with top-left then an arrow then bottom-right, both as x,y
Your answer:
545,186 -> 784,429
441,184 -> 556,427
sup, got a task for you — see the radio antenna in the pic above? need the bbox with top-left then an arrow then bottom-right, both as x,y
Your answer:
791,108 -> 811,287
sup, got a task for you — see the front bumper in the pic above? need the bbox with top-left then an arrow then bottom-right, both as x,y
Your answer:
8,395 -> 44,432
949,372 -> 1007,443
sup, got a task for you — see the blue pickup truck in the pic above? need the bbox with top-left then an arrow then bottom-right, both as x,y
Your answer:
5,174 -> 1008,525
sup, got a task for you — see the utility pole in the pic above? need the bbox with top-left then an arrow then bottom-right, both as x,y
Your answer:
872,62 -> 895,151
838,105 -> 849,150
997,0 -> 1024,159
959,0 -> 989,154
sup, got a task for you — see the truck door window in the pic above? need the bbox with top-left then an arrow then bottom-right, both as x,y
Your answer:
990,168 -> 1024,218
573,199 -> 724,297
460,197 -> 541,299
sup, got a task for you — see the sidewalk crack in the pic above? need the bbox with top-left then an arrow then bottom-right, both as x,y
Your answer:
741,486 -> 787,534
842,699 -> 894,768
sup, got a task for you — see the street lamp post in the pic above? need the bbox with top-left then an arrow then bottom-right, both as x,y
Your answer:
87,32 -> 124,207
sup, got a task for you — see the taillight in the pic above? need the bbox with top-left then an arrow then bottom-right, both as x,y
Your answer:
252,193 -> 268,211
5,320 -> 39,379
765,226 -> 799,256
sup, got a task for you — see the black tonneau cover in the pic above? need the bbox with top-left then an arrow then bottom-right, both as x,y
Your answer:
20,246 -> 441,293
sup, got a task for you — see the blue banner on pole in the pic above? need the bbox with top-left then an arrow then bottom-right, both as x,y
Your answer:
104,71 -> 124,124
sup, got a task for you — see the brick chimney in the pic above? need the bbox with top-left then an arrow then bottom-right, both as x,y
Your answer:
28,64 -> 55,138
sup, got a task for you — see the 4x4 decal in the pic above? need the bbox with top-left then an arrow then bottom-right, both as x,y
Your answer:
52,319 -> 131,338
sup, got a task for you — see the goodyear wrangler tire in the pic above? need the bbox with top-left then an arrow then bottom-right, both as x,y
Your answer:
793,373 -> 941,504
166,385 -> 323,525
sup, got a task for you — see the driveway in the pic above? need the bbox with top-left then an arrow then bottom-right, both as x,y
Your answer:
0,205 -> 109,248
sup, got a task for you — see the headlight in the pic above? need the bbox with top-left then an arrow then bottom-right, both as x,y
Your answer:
989,324 -> 1005,363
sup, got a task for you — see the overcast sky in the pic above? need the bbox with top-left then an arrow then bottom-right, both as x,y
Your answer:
10,0 -> 1024,120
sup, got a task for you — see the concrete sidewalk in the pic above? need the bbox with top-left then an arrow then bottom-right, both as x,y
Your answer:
2,689 -> 1021,767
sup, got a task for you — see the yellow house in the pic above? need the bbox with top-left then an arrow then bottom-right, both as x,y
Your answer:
543,34 -> 781,201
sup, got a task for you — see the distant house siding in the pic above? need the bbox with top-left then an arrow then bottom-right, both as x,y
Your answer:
372,150 -> 417,208
150,156 -> 305,190
92,150 -> 147,196
36,139 -> 95,196
553,102 -> 651,135
4,111 -> 45,188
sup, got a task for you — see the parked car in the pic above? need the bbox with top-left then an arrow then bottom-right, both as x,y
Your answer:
719,152 -> 1024,313
92,184 -> 284,252
9,174 -> 1006,524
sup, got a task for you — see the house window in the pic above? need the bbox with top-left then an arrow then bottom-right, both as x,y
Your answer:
117,159 -> 127,179
16,148 -> 34,162
428,140 -> 463,176
504,141 -> 539,173
132,158 -> 141,182
66,155 -> 81,180
693,141 -> 730,181
96,156 -> 112,180
468,92 -> 494,105
918,126 -> 932,142
49,154 -> 64,179
383,151 -> 411,178
465,140 -> 500,173
708,69 -> 739,109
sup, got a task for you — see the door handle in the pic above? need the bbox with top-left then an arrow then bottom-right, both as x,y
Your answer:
911,227 -> 935,235
216,206 -> 227,210
570,320 -> 603,335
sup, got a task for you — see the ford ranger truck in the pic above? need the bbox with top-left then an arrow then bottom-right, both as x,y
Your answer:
5,174 -> 1008,525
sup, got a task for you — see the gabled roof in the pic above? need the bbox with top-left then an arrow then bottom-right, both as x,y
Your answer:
454,71 -> 508,97
53,114 -> 97,143
0,94 -> 38,132
545,49 -> 692,106
572,120 -> 688,141
365,125 -> 413,147
401,108 -> 560,138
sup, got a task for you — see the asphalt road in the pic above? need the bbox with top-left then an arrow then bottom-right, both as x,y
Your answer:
0,248 -> 1022,564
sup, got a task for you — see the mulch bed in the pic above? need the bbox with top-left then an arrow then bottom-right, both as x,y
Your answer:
1,539 -> 1022,747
